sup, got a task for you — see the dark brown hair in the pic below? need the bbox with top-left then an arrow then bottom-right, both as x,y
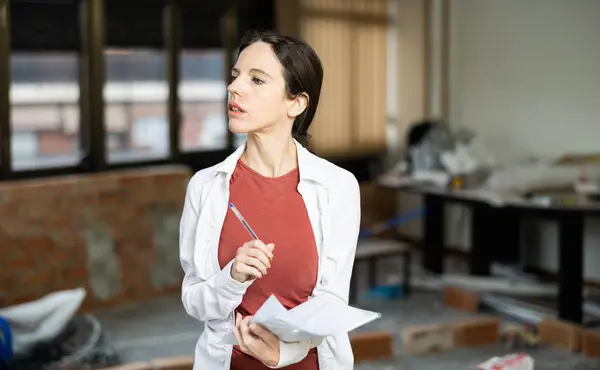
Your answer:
238,30 -> 323,149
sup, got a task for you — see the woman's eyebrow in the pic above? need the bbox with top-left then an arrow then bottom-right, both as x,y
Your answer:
249,68 -> 273,80
231,67 -> 272,80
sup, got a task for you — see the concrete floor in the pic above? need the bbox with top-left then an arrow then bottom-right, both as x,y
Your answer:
93,254 -> 600,369
94,291 -> 600,369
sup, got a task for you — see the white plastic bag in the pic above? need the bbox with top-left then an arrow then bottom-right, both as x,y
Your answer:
0,287 -> 86,355
477,353 -> 534,370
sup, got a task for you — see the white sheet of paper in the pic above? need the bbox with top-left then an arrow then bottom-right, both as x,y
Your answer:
223,295 -> 381,345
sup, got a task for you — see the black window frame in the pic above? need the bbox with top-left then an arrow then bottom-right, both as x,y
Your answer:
0,0 -> 379,183
0,0 -> 255,181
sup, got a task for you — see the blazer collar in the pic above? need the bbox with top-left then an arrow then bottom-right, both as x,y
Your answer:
214,139 -> 327,185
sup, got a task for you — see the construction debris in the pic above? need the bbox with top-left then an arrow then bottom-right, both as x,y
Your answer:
501,323 -> 539,349
477,353 -> 534,370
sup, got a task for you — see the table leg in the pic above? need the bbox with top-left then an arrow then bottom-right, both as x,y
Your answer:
350,265 -> 358,303
403,250 -> 412,296
557,214 -> 584,324
368,258 -> 377,288
423,194 -> 444,274
497,208 -> 521,264
470,204 -> 492,275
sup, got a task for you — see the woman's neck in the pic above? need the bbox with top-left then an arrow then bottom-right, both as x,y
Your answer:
242,134 -> 298,178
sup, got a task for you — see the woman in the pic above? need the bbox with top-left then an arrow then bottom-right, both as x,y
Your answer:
179,30 -> 361,370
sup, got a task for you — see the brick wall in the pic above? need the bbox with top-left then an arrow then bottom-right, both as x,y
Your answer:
0,165 -> 192,311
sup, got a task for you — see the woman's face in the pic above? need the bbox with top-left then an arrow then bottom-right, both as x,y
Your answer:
227,42 -> 298,136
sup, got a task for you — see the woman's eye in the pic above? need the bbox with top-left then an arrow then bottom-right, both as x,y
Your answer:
252,77 -> 265,85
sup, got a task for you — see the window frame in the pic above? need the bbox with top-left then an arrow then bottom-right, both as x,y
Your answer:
0,0 -> 238,181
0,0 -> 12,178
0,0 -> 380,183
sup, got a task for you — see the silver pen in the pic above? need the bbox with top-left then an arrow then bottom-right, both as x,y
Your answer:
229,203 -> 273,261
229,203 -> 259,240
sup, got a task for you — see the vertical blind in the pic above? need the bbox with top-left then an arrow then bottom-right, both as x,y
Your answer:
292,0 -> 389,157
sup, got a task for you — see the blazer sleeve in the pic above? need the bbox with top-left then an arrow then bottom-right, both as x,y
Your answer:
179,174 -> 252,322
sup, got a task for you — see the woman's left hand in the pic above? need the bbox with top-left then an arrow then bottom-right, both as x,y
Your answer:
234,313 -> 280,367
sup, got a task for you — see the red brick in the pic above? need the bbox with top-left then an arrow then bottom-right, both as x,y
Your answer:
62,266 -> 89,281
3,252 -> 35,271
453,317 -> 499,347
0,166 -> 191,311
582,329 -> 600,358
6,293 -> 45,306
402,323 -> 454,354
350,331 -> 395,362
100,362 -> 153,370
537,317 -> 582,352
150,357 -> 194,370
402,316 -> 500,355
443,286 -> 479,312
21,268 -> 61,288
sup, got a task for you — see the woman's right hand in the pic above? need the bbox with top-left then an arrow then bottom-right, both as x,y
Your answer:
231,240 -> 274,283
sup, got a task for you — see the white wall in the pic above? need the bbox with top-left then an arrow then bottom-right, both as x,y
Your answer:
396,0 -> 428,138
449,0 -> 600,163
399,0 -> 600,281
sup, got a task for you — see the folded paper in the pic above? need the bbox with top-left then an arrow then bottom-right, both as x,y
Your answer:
224,294 -> 381,345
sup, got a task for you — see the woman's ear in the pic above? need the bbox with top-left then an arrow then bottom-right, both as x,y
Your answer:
287,92 -> 309,119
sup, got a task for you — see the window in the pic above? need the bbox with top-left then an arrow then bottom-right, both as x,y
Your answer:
10,53 -> 82,170
2,0 -> 276,180
233,133 -> 247,148
179,50 -> 228,152
104,49 -> 169,163
103,0 -> 169,164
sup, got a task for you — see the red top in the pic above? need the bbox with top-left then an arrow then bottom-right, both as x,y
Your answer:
218,159 -> 320,370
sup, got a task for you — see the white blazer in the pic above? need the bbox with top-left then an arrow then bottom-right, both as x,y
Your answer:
179,140 -> 361,370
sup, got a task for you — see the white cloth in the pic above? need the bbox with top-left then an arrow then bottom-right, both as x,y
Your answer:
179,140 -> 361,369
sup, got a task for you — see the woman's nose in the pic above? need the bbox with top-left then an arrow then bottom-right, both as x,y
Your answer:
227,78 -> 243,97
